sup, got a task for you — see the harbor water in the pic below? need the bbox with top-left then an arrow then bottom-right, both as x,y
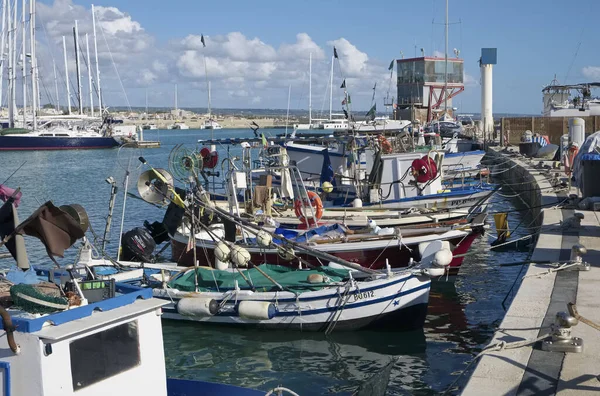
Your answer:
0,129 -> 531,395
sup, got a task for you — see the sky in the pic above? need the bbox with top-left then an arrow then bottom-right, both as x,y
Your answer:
26,0 -> 600,114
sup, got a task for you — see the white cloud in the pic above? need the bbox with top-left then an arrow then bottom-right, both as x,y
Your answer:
464,72 -> 478,86
32,0 -> 405,110
582,66 -> 600,80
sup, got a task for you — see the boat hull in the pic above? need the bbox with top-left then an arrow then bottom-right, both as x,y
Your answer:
156,272 -> 431,331
170,229 -> 481,275
0,135 -> 120,150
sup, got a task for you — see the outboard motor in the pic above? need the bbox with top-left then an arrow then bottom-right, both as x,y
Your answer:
120,227 -> 156,262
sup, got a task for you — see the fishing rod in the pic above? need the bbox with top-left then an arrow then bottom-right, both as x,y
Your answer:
1,161 -> 27,186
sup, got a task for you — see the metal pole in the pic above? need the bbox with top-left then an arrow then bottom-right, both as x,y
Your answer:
7,0 -> 13,127
329,55 -> 333,120
91,4 -> 101,114
443,0 -> 449,117
73,20 -> 82,114
0,0 -> 6,109
21,0 -> 25,127
85,33 -> 93,117
308,52 -> 312,126
10,0 -> 17,126
53,60 -> 59,112
102,180 -> 117,253
62,35 -> 71,114
30,0 -> 37,126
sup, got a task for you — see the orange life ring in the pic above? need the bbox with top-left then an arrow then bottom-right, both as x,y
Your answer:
294,191 -> 324,226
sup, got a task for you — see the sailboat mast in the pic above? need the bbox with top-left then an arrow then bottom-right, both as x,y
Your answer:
21,0 -> 26,127
10,0 -> 16,127
0,0 -> 6,109
208,80 -> 211,117
174,83 -> 177,112
73,20 -> 82,114
53,60 -> 59,112
329,55 -> 333,120
30,0 -> 37,125
91,4 -> 101,114
62,35 -> 71,114
85,33 -> 93,117
443,0 -> 448,116
6,0 -> 12,126
308,52 -> 312,126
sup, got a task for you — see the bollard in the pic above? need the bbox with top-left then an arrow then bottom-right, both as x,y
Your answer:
566,244 -> 590,271
542,311 -> 584,353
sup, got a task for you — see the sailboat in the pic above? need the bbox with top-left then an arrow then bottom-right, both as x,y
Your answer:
0,1 -> 120,150
168,84 -> 189,130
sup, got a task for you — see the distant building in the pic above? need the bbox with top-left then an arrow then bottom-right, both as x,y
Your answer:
394,56 -> 464,123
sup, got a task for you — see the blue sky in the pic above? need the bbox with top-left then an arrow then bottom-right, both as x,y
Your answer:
36,0 -> 599,114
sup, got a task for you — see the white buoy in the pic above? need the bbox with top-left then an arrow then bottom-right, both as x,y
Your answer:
568,118 -> 585,148
278,247 -> 295,261
215,258 -> 229,271
256,230 -> 272,247
432,248 -> 453,267
177,297 -> 219,317
352,198 -> 363,208
238,301 -> 276,320
307,274 -> 325,284
214,242 -> 231,263
230,245 -> 251,267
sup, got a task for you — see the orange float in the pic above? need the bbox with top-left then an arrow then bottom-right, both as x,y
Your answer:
294,191 -> 324,227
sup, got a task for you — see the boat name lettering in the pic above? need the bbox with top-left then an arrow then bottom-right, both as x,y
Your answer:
353,290 -> 375,301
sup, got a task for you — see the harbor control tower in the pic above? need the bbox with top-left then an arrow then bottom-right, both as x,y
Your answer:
393,56 -> 464,123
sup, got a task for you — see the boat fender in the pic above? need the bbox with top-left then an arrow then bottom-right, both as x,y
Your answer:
230,245 -> 251,267
352,198 -> 363,208
238,301 -> 276,320
256,230 -> 272,247
411,156 -> 438,183
307,274 -> 325,284
214,242 -> 231,262
177,297 -> 219,317
432,248 -> 453,268
277,247 -> 296,261
215,257 -> 229,271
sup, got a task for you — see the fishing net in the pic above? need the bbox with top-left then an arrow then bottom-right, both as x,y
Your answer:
168,264 -> 350,293
10,284 -> 69,314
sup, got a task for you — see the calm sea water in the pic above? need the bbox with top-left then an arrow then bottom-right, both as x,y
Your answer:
0,129 -> 530,395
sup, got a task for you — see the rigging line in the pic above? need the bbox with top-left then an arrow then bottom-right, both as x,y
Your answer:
563,0 -> 591,84
98,17 -> 132,112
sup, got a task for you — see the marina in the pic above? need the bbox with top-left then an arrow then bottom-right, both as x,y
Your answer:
0,0 -> 598,395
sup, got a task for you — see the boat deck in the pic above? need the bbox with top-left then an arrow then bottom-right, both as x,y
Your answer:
462,148 -> 600,395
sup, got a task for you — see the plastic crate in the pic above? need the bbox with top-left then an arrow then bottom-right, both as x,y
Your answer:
67,279 -> 116,303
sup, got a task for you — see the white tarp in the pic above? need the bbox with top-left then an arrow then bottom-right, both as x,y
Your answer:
573,131 -> 600,188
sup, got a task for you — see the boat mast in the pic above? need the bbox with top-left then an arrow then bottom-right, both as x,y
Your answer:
91,4 -> 101,114
29,0 -> 37,126
21,0 -> 25,127
6,0 -> 12,126
174,83 -> 177,113
53,60 -> 59,112
62,36 -> 71,114
329,55 -> 333,120
308,52 -> 312,126
10,0 -> 16,126
30,0 -> 37,115
0,0 -> 6,109
73,20 -> 82,115
85,33 -> 93,117
443,0 -> 448,118
208,80 -> 211,118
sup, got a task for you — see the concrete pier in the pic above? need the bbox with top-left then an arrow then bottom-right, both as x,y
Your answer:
462,147 -> 600,395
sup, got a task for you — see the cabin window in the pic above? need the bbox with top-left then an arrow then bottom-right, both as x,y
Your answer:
70,321 -> 140,390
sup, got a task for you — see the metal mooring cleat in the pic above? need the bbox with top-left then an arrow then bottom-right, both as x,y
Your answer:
542,311 -> 584,353
566,244 -> 590,271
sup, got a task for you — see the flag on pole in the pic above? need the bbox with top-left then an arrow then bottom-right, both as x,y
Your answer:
371,83 -> 377,103
366,104 -> 377,120
201,34 -> 206,47
333,47 -> 339,59
261,133 -> 268,148
388,60 -> 394,71
340,79 -> 345,89
341,98 -> 346,106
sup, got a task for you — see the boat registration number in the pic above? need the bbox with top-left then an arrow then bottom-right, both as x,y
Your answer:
353,290 -> 375,301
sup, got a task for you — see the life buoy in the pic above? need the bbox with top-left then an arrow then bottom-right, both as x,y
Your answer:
377,135 -> 392,154
200,147 -> 219,169
564,145 -> 579,175
411,156 -> 438,183
294,191 -> 324,226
